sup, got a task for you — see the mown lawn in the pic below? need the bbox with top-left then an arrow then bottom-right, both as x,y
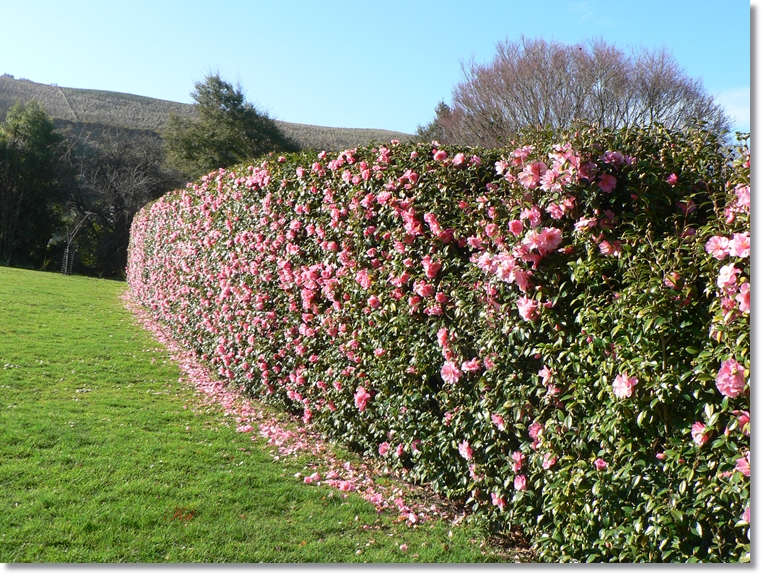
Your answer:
0,266 -> 517,563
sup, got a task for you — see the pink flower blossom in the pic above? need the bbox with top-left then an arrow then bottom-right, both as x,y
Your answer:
742,507 -> 750,524
508,219 -> 524,236
542,453 -> 557,470
511,451 -> 525,472
666,173 -> 679,186
545,203 -> 565,219
491,413 -> 506,431
593,458 -> 608,470
735,454 -> 750,477
735,185 -> 750,211
597,173 -> 617,193
433,149 -> 448,162
716,357 -> 746,398
491,492 -> 506,510
528,422 -> 543,447
518,162 -> 548,189
736,282 -> 750,313
378,441 -> 390,456
734,410 -> 750,436
461,358 -> 481,372
730,232 -> 750,259
441,361 -> 462,384
599,239 -> 622,257
514,474 -> 527,491
517,296 -> 539,322
367,294 -> 381,308
538,366 -> 553,385
691,422 -> 710,446
452,152 -> 466,167
612,373 -> 638,399
458,440 -> 473,460
717,264 -> 740,290
436,327 -> 449,348
421,255 -> 442,278
520,205 -> 543,227
354,386 -> 371,412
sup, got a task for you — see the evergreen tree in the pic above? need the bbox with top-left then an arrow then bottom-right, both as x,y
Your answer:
164,74 -> 299,178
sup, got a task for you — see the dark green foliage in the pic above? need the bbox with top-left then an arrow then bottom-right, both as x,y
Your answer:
163,74 -> 300,179
0,101 -> 65,266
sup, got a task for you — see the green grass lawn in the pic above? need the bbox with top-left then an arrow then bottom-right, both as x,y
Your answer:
0,266 -> 520,563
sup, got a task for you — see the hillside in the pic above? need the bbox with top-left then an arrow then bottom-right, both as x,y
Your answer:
0,74 -> 414,151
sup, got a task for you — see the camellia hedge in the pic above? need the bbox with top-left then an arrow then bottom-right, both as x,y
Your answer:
127,125 -> 749,562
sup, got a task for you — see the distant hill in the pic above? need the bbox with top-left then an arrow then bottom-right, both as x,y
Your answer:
0,74 -> 414,151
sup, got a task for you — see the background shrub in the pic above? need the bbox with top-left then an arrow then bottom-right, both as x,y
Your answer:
127,124 -> 749,562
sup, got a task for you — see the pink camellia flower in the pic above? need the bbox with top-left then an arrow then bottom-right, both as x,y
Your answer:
730,232 -> 750,259
599,239 -> 622,257
612,373 -> 638,399
491,413 -> 506,431
511,451 -> 525,473
736,282 -> 750,313
666,173 -> 679,186
716,357 -> 747,398
735,184 -> 751,210
542,453 -> 557,470
517,296 -> 539,322
742,506 -> 750,524
435,291 -> 449,304
735,453 -> 750,477
508,219 -> 524,236
484,223 -> 499,238
423,212 -> 442,235
528,422 -> 543,441
514,474 -> 527,491
521,205 -> 543,228
491,492 -> 506,511
593,458 -> 608,470
461,358 -> 481,372
433,149 -> 448,162
441,361 -> 462,384
367,294 -> 381,309
597,173 -> 617,193
717,264 -> 740,290
691,422 -> 710,446
452,152 -> 466,167
734,410 -> 750,436
354,386 -> 371,412
458,440 -> 473,460
356,268 -> 372,289
421,255 -> 442,278
533,227 -> 563,253
538,365 -> 553,385
436,327 -> 449,348
378,442 -> 390,456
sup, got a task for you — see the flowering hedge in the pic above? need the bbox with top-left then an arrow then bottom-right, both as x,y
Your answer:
127,125 -> 749,562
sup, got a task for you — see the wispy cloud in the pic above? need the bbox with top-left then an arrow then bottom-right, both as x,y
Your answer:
714,87 -> 751,132
567,1 -> 614,26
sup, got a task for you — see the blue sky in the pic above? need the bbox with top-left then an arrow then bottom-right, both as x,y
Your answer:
0,0 -> 752,134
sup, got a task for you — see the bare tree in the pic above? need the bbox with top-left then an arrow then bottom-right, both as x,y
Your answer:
65,125 -> 183,276
428,37 -> 729,147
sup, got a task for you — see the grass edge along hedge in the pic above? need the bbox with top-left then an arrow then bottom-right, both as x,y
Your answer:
127,125 -> 750,562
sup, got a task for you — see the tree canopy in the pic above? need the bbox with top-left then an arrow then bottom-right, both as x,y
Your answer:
418,37 -> 730,147
0,101 -> 65,265
163,74 -> 299,178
